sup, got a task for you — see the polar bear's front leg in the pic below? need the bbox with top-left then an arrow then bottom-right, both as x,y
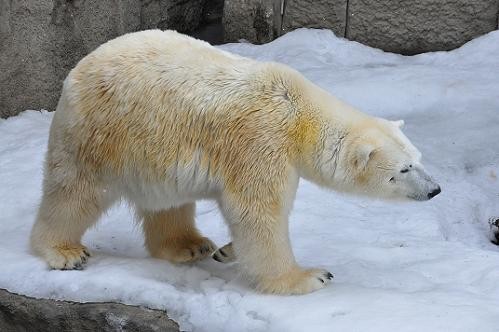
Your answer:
220,194 -> 333,295
212,242 -> 236,263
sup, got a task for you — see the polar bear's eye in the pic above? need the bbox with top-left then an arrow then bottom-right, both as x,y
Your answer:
389,177 -> 395,183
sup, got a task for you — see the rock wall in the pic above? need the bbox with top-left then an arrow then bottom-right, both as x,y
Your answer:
223,0 -> 499,54
1,0 -> 498,118
223,0 -> 277,44
281,0 -> 346,38
0,0 -> 206,118
346,0 -> 499,54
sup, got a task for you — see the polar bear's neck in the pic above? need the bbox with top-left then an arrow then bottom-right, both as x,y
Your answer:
285,71 -> 374,187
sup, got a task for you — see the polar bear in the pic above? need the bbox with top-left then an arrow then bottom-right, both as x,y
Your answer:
30,30 -> 440,295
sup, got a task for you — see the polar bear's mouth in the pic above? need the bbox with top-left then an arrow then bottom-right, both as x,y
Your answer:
407,194 -> 429,201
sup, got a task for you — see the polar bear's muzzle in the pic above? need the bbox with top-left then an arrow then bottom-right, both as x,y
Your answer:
406,167 -> 441,201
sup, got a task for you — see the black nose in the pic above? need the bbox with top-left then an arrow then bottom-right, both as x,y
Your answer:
427,186 -> 441,199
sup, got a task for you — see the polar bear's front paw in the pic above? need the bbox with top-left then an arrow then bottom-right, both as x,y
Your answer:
152,236 -> 216,263
212,242 -> 236,263
256,267 -> 333,295
45,244 -> 90,270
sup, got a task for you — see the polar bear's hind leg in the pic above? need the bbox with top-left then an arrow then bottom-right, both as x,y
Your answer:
142,203 -> 217,263
30,169 -> 109,270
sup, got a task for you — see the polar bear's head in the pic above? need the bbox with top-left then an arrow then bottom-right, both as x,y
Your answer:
317,118 -> 441,201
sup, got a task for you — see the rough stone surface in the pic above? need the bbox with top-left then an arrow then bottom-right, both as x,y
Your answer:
223,0 -> 498,54
223,0 -> 276,43
346,0 -> 499,55
2,0 -> 498,118
281,0 -> 346,38
0,288 -> 179,332
0,0 -> 206,118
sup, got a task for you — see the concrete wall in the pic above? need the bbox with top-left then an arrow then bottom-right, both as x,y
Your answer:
1,0 -> 498,118
224,0 -> 499,54
0,0 -> 207,118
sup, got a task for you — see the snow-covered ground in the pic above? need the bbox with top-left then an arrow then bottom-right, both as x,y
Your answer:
1,29 -> 499,331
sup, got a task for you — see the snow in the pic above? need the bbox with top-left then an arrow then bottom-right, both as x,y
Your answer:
1,28 -> 499,331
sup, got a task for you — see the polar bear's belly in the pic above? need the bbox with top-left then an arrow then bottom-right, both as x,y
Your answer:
120,162 -> 221,211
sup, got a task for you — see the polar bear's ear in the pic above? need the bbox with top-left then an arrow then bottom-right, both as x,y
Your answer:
354,144 -> 376,169
391,120 -> 405,128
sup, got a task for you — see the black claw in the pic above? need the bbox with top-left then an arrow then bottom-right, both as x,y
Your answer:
83,250 -> 90,257
218,249 -> 227,257
326,272 -> 334,280
318,277 -> 325,284
212,254 -> 223,262
81,256 -> 87,263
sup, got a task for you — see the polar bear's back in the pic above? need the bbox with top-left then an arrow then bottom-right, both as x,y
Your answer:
52,30 -> 295,182
67,30 -> 256,114
88,29 -> 246,72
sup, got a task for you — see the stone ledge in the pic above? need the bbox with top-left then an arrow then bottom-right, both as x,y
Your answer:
0,288 -> 179,332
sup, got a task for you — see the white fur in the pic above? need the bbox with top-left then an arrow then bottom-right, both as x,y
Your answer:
30,30 -> 439,294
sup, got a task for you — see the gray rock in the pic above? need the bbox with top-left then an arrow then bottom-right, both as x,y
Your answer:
0,288 -> 179,332
223,0 -> 277,43
0,0 -> 206,118
2,0 -> 497,118
222,0 -> 498,54
346,0 -> 499,55
281,0 -> 347,38
0,0 -> 60,119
